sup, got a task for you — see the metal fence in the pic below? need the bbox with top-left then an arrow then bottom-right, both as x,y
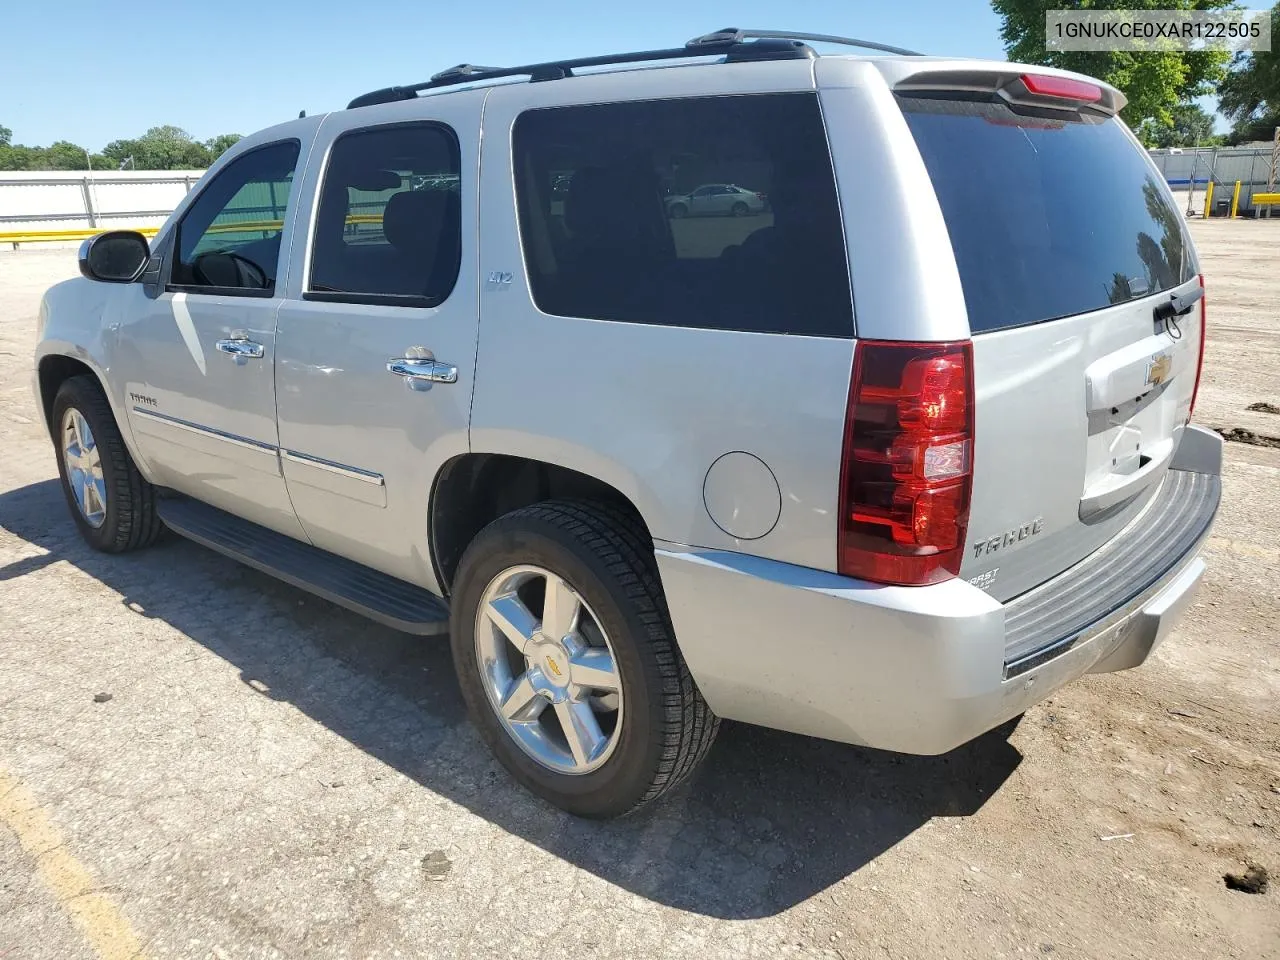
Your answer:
0,170 -> 205,243
2,143 -> 1278,246
1148,144 -> 1279,217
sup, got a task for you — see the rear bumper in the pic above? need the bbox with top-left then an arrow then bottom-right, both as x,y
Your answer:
656,428 -> 1221,754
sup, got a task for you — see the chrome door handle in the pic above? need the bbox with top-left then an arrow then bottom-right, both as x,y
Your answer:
215,338 -> 265,359
386,358 -> 458,383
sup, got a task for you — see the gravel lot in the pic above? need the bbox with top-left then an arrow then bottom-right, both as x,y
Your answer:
1,219 -> 1278,960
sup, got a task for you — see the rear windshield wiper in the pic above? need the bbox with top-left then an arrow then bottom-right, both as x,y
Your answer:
1153,285 -> 1203,322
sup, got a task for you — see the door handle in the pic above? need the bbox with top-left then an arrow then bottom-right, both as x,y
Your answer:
386,358 -> 458,384
215,338 -> 265,359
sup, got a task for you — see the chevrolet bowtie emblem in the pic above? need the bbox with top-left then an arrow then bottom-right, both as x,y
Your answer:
1146,352 -> 1173,387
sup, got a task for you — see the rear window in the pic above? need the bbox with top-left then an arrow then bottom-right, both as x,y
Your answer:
512,94 -> 853,337
899,96 -> 1196,334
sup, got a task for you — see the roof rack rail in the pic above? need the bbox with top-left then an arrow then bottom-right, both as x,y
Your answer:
346,28 -> 923,109
686,28 -> 923,58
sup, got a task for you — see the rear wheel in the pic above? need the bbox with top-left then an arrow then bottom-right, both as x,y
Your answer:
449,500 -> 718,818
51,376 -> 163,553
731,201 -> 749,217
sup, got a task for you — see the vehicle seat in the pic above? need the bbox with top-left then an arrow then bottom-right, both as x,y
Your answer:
382,189 -> 461,301
559,163 -> 673,319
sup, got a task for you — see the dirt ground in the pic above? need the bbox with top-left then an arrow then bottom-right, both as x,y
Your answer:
0,219 -> 1277,960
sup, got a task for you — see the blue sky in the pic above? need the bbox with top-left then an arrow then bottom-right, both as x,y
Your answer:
3,0 -> 1015,149
3,0 -> 1240,148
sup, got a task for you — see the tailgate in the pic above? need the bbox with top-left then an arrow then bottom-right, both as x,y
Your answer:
896,79 -> 1204,602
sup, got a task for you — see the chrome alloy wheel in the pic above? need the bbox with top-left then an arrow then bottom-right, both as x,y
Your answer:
61,407 -> 107,528
474,564 -> 623,775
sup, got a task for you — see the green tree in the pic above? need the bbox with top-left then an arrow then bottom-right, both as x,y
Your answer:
991,0 -> 1234,129
1217,2 -> 1280,143
204,133 -> 243,161
102,126 -> 210,170
42,141 -> 94,170
0,144 -> 36,170
1138,102 -> 1224,146
0,123 -> 243,171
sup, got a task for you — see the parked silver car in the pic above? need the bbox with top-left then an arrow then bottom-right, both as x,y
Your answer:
665,183 -> 768,218
34,29 -> 1220,818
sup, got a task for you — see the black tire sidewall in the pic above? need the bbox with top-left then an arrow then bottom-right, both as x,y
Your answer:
731,202 -> 748,217
450,514 -> 668,818
51,379 -> 127,551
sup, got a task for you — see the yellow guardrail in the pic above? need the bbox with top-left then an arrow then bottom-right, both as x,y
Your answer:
1254,192 -> 1280,206
2,213 -> 387,246
1,226 -> 162,245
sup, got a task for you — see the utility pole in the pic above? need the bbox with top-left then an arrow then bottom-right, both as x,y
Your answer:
1270,126 -> 1279,193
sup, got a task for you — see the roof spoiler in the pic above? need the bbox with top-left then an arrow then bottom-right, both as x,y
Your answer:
893,66 -> 1125,116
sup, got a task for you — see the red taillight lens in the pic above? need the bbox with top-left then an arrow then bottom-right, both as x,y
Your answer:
838,341 -> 975,586
1020,73 -> 1103,103
1189,273 -> 1207,419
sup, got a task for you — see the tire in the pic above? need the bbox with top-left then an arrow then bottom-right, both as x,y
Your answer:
668,203 -> 688,219
51,375 -> 163,553
731,201 -> 749,217
449,499 -> 719,818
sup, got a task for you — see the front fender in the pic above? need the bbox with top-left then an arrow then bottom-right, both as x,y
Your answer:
34,277 -> 148,474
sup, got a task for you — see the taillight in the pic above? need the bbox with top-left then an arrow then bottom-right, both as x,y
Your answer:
1020,73 -> 1103,103
1189,273 -> 1207,419
838,340 -> 975,586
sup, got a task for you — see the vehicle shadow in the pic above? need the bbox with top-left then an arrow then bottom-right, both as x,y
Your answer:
0,479 -> 1022,920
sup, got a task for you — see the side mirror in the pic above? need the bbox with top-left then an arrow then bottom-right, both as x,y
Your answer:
78,231 -> 151,283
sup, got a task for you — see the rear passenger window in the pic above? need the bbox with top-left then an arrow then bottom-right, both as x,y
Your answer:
171,140 -> 300,294
308,123 -> 461,306
512,94 -> 852,337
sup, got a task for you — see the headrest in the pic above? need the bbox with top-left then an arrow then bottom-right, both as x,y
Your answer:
563,163 -> 671,264
383,189 -> 453,255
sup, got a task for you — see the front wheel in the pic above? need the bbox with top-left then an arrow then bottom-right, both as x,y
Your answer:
668,203 -> 688,219
449,500 -> 718,818
51,376 -> 163,553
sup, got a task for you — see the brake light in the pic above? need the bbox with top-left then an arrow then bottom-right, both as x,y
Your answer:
1189,274 -> 1207,419
838,341 -> 975,586
1020,73 -> 1103,103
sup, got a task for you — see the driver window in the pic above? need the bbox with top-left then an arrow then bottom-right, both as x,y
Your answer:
171,140 -> 301,294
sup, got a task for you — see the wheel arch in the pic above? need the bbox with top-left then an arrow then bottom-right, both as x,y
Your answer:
429,453 -> 654,596
35,349 -> 151,481
37,354 -> 102,432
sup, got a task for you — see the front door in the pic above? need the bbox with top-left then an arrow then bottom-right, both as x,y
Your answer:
116,136 -> 309,538
273,95 -> 483,592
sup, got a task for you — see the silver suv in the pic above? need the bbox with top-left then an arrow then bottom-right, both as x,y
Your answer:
33,30 -> 1221,818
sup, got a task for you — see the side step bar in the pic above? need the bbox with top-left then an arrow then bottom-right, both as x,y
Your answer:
157,497 -> 449,635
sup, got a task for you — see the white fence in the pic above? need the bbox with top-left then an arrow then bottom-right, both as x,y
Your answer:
0,170 -> 205,236
1,143 -> 1276,239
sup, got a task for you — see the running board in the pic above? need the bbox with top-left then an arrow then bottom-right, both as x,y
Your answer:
157,497 -> 449,635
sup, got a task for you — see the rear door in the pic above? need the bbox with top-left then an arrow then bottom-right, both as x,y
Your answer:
895,78 -> 1203,601
272,94 -> 482,592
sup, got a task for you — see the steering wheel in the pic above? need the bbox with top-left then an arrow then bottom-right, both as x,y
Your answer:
192,250 -> 270,290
